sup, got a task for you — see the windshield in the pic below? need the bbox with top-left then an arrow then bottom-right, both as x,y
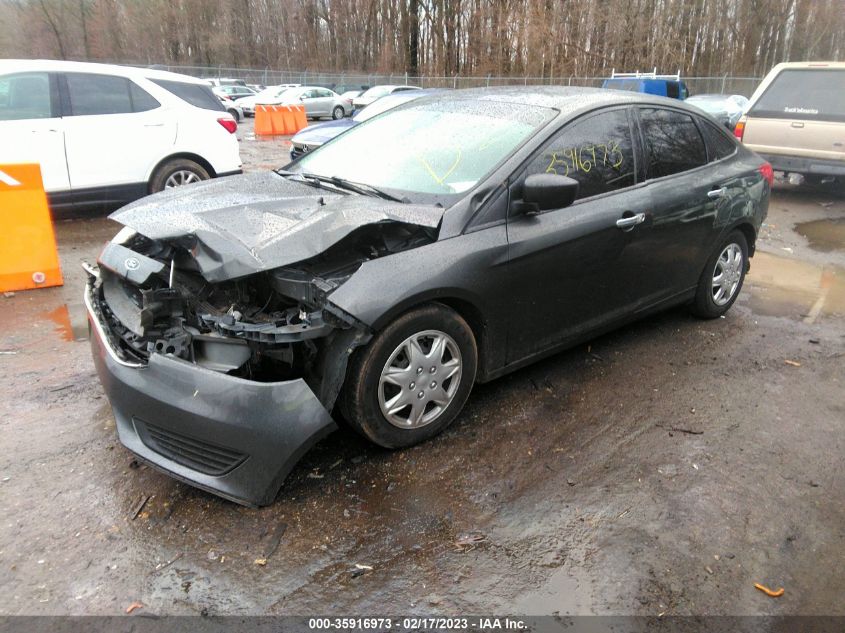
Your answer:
353,93 -> 421,122
254,87 -> 279,98
290,99 -> 555,200
360,86 -> 391,100
687,97 -> 729,113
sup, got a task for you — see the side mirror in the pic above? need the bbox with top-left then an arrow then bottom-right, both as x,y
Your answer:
521,174 -> 579,213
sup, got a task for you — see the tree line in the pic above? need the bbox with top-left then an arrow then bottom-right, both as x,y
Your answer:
1,0 -> 843,78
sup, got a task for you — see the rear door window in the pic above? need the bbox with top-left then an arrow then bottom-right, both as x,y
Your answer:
149,79 -> 224,112
526,107 -> 636,200
65,73 -> 133,116
700,119 -> 737,161
750,69 -> 845,122
129,82 -> 160,112
64,73 -> 160,116
639,108 -> 707,178
0,72 -> 53,120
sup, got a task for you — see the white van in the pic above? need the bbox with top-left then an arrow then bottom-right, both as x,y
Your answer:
0,60 -> 242,210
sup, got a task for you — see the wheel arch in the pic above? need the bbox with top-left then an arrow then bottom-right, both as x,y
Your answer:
366,290 -> 491,380
733,221 -> 757,256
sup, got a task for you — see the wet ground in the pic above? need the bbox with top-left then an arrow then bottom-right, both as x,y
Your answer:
1,123 -> 844,616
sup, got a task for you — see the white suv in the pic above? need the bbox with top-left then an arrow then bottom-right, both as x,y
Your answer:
0,60 -> 242,210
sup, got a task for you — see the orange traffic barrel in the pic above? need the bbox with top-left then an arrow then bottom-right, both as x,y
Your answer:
0,163 -> 63,292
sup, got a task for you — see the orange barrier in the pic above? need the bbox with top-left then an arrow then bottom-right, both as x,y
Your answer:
255,104 -> 308,136
254,105 -> 274,135
291,105 -> 308,132
280,106 -> 297,134
0,163 -> 63,292
271,106 -> 289,134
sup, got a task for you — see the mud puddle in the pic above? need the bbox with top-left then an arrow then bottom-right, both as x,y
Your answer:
795,217 -> 845,253
38,304 -> 88,342
745,251 -> 845,321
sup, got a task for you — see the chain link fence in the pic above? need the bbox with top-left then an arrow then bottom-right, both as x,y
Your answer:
147,64 -> 762,97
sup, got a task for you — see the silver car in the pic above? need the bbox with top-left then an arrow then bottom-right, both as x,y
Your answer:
284,86 -> 352,120
685,94 -> 750,130
352,84 -> 421,109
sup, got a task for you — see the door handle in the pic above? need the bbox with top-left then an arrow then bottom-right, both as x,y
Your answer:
707,188 -> 727,199
791,121 -> 804,128
616,212 -> 645,230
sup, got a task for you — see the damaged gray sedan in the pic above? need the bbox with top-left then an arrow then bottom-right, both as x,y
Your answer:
86,87 -> 770,505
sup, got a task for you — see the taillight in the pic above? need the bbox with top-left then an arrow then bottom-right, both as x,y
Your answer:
217,118 -> 237,134
733,117 -> 746,141
758,162 -> 774,187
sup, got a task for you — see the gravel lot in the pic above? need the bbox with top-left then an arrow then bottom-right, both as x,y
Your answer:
1,118 -> 843,617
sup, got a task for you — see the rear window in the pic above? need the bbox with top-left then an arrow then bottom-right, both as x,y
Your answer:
750,69 -> 845,122
150,79 -> 224,112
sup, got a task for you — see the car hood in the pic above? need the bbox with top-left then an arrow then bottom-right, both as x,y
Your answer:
109,171 -> 444,282
291,119 -> 357,145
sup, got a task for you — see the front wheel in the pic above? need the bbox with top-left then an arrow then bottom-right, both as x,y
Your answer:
690,230 -> 748,318
340,303 -> 478,449
331,105 -> 345,120
227,107 -> 241,122
149,158 -> 210,193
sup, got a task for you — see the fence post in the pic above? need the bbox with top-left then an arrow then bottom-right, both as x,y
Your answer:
721,73 -> 728,93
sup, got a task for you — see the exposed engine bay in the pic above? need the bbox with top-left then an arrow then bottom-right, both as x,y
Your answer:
88,221 -> 437,410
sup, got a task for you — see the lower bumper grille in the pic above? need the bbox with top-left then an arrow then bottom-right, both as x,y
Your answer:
135,418 -> 247,476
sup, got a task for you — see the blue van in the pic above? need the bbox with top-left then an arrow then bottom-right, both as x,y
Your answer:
601,70 -> 689,100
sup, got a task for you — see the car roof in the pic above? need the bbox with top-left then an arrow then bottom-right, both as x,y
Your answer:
0,59 -> 210,85
412,86 -> 698,117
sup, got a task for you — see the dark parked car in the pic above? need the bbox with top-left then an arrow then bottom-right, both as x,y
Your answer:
85,87 -> 771,505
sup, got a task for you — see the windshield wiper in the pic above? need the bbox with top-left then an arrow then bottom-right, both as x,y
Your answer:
302,173 -> 407,203
277,170 -> 407,203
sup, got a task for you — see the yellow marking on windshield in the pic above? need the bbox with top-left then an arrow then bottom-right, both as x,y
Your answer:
417,147 -> 463,185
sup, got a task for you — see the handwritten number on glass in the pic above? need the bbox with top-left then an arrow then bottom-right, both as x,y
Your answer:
545,140 -> 624,176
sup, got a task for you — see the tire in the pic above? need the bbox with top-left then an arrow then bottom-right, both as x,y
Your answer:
690,230 -> 749,318
340,303 -> 478,449
149,158 -> 210,193
227,107 -> 241,122
331,105 -> 345,120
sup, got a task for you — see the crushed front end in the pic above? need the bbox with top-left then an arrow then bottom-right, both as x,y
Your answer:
84,229 -> 377,506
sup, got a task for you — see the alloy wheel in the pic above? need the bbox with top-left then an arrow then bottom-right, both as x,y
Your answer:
165,170 -> 201,188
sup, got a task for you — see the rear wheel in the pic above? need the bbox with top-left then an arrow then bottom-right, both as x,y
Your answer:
331,105 -> 345,120
149,158 -> 210,193
227,107 -> 241,122
690,230 -> 748,318
340,303 -> 477,449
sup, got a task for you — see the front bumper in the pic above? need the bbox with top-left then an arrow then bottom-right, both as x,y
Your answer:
85,282 -> 337,506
